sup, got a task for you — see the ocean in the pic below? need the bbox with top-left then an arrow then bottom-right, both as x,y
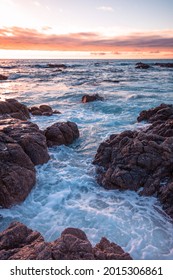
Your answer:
0,59 -> 173,259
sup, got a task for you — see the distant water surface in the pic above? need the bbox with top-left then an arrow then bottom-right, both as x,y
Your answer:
0,59 -> 173,259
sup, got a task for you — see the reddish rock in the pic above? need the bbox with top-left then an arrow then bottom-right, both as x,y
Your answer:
29,105 -> 61,116
0,118 -> 50,165
135,62 -> 150,69
0,74 -> 8,80
0,99 -> 30,120
82,94 -> 104,103
93,104 -> 173,218
0,132 -> 36,208
0,222 -> 132,260
45,121 -> 79,147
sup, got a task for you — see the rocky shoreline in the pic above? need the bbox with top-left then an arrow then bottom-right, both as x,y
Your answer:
1,98 -> 173,259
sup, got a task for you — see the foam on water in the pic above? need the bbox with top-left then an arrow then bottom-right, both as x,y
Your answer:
0,59 -> 173,259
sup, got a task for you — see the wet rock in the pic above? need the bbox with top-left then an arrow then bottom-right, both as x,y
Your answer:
45,121 -> 79,147
0,118 -> 50,165
135,62 -> 150,69
47,63 -> 67,69
93,104 -> 173,218
137,103 -> 173,123
0,132 -> 36,208
82,94 -> 104,103
0,74 -> 8,80
158,183 -> 173,219
154,63 -> 173,68
0,99 -> 30,120
0,222 -> 132,260
29,104 -> 61,116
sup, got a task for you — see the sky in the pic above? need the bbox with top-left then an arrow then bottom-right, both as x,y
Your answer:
0,0 -> 173,59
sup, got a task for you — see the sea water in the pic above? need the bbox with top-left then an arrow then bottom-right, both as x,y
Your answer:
0,59 -> 173,259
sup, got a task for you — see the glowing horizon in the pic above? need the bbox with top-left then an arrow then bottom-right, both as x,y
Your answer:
0,0 -> 173,59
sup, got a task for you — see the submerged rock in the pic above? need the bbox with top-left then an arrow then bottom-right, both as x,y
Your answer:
45,121 -> 79,147
135,62 -> 150,69
47,63 -> 67,69
0,222 -> 132,260
82,94 -> 104,103
0,74 -> 8,80
0,99 -> 30,120
154,63 -> 173,68
93,103 -> 173,218
29,104 -> 61,116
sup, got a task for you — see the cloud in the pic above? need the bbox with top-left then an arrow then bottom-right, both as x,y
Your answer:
97,6 -> 114,12
0,26 -> 173,53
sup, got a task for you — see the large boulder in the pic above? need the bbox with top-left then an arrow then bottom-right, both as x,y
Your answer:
45,121 -> 79,147
0,118 -> 50,165
93,104 -> 173,218
0,99 -> 30,120
0,132 -> 36,208
0,222 -> 132,260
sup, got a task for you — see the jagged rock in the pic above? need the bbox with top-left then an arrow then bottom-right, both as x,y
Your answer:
135,62 -> 150,69
0,132 -> 36,208
45,121 -> 79,147
0,99 -> 30,120
93,104 -> 173,218
29,104 -> 61,116
0,74 -> 8,80
82,94 -> 104,103
0,222 -> 132,260
0,118 -> 50,165
137,103 -> 173,123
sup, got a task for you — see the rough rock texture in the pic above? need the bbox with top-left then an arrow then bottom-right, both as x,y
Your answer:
0,99 -> 30,120
0,118 -> 50,165
29,105 -> 61,116
0,132 -> 36,208
0,222 -> 132,260
45,121 -> 79,147
0,74 -> 8,80
135,62 -> 151,69
82,94 -> 104,103
93,103 -> 173,218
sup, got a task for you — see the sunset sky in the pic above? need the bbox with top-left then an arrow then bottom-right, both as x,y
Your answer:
0,0 -> 173,59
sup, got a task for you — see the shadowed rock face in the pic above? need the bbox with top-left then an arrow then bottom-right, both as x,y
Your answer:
93,104 -> 173,218
45,121 -> 79,147
0,99 -> 30,120
29,105 -> 61,116
0,222 -> 132,260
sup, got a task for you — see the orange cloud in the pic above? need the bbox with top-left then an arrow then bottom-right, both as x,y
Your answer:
0,26 -> 173,53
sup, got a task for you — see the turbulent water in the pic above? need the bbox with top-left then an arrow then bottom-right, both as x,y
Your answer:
0,59 -> 173,259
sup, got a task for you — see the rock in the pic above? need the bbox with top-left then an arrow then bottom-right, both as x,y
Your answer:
154,63 -> 173,68
0,99 -> 30,120
0,118 -> 50,165
137,103 -> 173,123
82,94 -> 104,103
93,104 -> 173,218
47,64 -> 67,69
29,104 -> 61,116
135,62 -> 150,69
158,183 -> 173,219
0,74 -> 8,80
0,222 -> 132,260
45,121 -> 79,147
0,132 -> 36,208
